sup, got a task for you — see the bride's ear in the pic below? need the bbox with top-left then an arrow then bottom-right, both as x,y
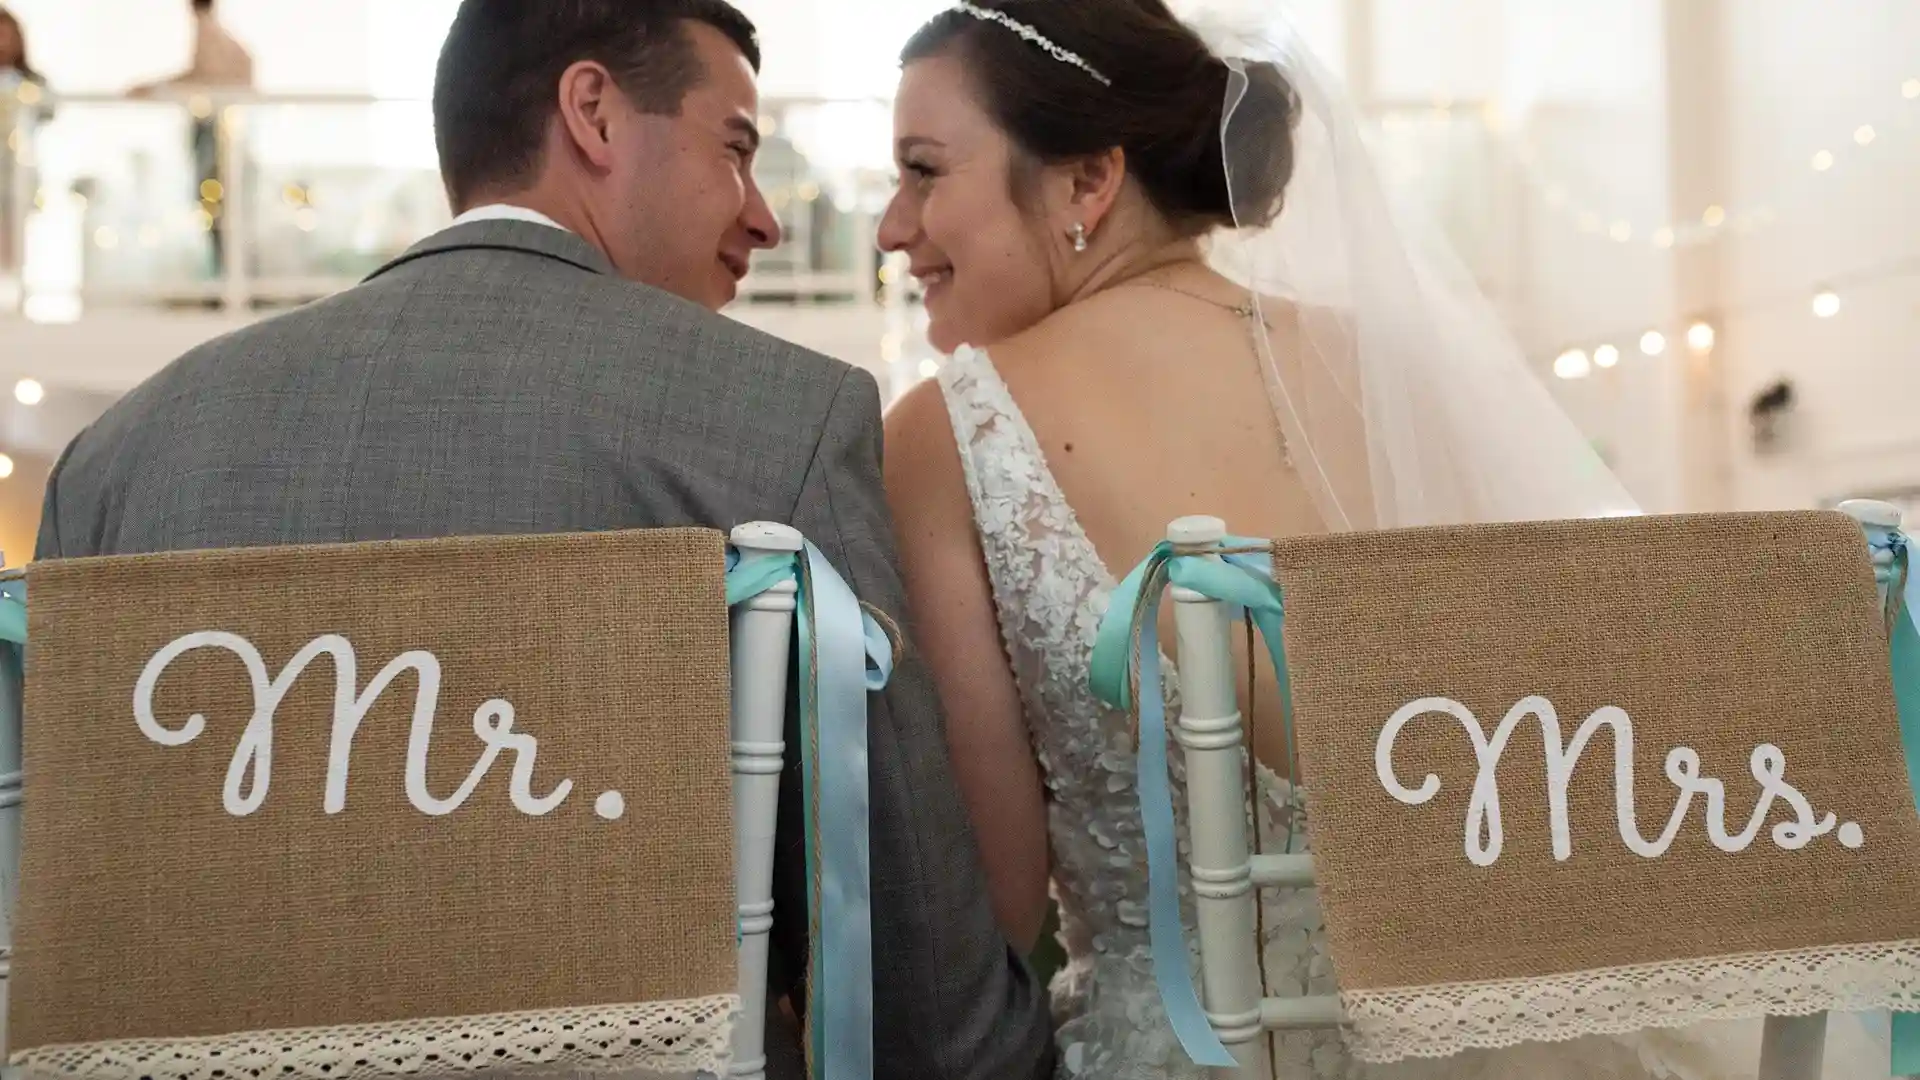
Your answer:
1054,147 -> 1128,241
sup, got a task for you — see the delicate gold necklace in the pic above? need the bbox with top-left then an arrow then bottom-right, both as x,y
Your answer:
1123,275 -> 1269,326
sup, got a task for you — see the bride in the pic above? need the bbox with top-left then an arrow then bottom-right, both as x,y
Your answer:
878,0 -> 1891,1077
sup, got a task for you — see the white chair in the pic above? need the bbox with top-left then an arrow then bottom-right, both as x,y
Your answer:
1167,504 -> 1903,1080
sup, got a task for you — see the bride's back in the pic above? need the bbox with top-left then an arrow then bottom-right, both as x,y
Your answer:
986,278 -> 1324,771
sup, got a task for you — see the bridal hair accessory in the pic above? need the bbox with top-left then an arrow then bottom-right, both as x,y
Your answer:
949,1 -> 1113,86
1071,222 -> 1088,252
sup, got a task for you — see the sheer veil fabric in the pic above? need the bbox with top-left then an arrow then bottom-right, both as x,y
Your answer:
1180,0 -> 1641,530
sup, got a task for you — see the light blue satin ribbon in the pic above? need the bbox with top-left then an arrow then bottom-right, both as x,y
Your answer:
1087,537 -> 1293,1070
1863,527 -> 1920,1076
726,542 -> 892,1080
0,578 -> 22,796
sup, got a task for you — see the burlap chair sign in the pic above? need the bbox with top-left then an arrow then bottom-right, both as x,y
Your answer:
7,530 -> 748,1079
1267,511 -> 1920,1060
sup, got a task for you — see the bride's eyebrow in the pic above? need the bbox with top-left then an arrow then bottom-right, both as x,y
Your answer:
896,136 -> 946,155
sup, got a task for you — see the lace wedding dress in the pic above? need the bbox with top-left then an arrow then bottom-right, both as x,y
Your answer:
934,345 -> 1891,1080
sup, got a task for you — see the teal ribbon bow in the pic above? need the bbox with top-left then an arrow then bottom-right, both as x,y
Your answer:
1863,527 -> 1920,1076
1087,537 -> 1294,1070
726,542 -> 893,1080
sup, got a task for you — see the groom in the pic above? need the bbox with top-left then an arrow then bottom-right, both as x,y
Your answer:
33,1 -> 1053,1078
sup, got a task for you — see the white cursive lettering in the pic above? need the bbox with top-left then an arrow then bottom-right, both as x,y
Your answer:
1376,695 -> 1837,866
133,631 -> 573,818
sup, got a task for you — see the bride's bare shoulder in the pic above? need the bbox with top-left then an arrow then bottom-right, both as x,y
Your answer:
986,286 -> 1325,384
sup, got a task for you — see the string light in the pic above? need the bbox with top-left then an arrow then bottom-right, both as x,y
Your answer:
1554,349 -> 1592,380
1501,77 -> 1915,249
1541,256 -> 1920,375
1687,322 -> 1718,354
13,379 -> 44,406
0,455 -> 14,481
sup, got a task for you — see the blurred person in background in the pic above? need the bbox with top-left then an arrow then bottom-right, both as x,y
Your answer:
131,0 -> 254,280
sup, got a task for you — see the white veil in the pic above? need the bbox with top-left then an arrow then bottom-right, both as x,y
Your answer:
1178,0 -> 1641,529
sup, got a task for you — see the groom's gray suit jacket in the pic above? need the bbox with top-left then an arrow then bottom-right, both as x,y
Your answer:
34,219 -> 1054,1080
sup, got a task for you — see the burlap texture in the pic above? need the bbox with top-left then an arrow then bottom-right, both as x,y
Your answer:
1271,511 -> 1920,991
11,529 -> 735,1052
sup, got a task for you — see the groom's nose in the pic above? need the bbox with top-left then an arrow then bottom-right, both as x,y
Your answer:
742,180 -> 781,250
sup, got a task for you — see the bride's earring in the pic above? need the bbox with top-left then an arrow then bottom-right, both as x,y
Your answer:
1071,222 -> 1088,253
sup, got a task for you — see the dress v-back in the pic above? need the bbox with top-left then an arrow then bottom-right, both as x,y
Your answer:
932,345 -> 1886,1080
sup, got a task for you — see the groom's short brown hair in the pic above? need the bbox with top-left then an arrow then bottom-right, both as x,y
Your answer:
432,0 -> 760,211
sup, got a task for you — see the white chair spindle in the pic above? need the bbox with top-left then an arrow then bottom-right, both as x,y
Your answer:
1166,516 -> 1272,1078
726,523 -> 800,1080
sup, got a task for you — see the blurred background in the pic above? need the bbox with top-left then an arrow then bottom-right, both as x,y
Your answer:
0,0 -> 1915,566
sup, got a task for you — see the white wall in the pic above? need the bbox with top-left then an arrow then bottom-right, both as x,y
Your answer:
6,0 -> 374,92
1499,0 -> 1682,511
1379,0 -> 1920,515
1715,0 -> 1920,509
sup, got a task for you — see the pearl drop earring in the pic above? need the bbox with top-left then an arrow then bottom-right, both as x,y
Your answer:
1071,222 -> 1088,253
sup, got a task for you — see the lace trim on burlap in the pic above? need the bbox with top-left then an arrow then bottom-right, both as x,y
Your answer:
10,995 -> 738,1080
1341,940 -> 1920,1063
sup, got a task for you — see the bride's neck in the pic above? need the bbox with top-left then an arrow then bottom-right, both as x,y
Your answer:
1061,234 -> 1209,308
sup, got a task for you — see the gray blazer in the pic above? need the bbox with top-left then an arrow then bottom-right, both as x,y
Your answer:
35,220 -> 1054,1080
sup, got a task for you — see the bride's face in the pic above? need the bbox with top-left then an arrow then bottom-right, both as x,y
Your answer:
880,56 -> 1063,352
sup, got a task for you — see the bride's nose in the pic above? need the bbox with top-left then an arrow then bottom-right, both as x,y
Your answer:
877,188 -> 918,253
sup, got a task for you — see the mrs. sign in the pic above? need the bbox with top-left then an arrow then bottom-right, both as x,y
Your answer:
1267,511 -> 1920,1061
1376,693 -> 1865,867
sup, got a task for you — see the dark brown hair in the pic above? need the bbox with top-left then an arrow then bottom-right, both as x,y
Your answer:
0,6 -> 37,80
432,0 -> 761,210
901,0 -> 1299,233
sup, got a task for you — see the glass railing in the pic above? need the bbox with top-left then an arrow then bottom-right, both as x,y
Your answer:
0,82 -> 1519,332
0,83 -> 902,319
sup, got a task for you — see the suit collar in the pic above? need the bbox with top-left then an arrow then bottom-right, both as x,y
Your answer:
365,219 -> 618,282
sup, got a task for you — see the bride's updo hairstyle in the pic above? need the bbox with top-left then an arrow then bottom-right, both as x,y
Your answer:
901,0 -> 1300,235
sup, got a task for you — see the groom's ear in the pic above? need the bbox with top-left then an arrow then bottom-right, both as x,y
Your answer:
1061,147 -> 1128,234
557,59 -> 622,171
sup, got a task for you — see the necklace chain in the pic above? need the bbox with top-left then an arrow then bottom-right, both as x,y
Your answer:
1124,276 -> 1268,326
